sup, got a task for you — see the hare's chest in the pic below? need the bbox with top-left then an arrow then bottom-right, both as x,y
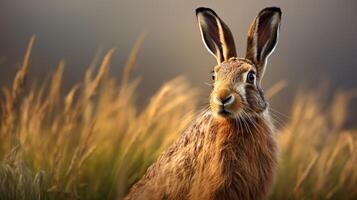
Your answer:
214,132 -> 278,199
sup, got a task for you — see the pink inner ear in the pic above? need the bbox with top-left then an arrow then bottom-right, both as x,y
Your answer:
206,19 -> 221,46
257,19 -> 271,56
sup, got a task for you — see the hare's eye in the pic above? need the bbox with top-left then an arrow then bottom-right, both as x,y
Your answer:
246,71 -> 256,84
211,71 -> 215,81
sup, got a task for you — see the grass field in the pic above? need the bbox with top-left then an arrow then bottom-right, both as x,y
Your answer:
0,37 -> 356,200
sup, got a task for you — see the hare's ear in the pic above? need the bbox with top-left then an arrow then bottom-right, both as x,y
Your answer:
246,7 -> 281,79
196,7 -> 237,64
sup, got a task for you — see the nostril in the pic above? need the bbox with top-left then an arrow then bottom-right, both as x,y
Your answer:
222,95 -> 233,104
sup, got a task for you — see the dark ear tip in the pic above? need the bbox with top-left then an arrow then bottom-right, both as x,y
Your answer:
260,7 -> 282,17
195,7 -> 217,16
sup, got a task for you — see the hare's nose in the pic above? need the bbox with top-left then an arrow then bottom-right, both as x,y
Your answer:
216,94 -> 234,106
221,95 -> 233,104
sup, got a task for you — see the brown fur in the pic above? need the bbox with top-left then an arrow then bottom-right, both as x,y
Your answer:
125,6 -> 281,200
125,111 -> 277,200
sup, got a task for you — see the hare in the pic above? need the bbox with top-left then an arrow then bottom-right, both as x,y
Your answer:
125,7 -> 282,200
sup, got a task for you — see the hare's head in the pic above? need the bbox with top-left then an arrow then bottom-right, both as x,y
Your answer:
196,7 -> 281,118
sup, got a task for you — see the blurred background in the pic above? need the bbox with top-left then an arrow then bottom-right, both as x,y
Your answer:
0,0 -> 356,125
0,1 -> 356,199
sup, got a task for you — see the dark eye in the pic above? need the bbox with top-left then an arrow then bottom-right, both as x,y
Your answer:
211,71 -> 215,81
247,71 -> 256,84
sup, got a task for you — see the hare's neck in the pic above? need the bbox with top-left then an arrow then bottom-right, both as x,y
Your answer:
190,111 -> 277,200
210,111 -> 274,139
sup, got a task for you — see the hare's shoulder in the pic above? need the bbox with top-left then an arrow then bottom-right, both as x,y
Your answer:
125,111 -> 212,199
145,110 -> 212,174
158,110 -> 213,163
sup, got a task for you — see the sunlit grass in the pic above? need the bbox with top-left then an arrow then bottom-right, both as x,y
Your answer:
272,89 -> 356,199
0,38 -> 356,200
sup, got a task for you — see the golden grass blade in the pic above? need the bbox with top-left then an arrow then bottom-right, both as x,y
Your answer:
121,33 -> 146,86
12,35 -> 35,98
48,60 -> 65,108
294,153 -> 319,195
266,80 -> 287,99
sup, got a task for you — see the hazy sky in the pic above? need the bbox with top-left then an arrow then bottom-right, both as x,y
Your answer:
0,0 -> 356,122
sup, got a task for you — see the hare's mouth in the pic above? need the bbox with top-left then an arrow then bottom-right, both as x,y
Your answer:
217,107 -> 233,117
211,98 -> 240,118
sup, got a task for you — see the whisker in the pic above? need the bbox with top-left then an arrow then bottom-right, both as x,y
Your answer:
269,107 -> 290,120
240,112 -> 254,139
269,112 -> 286,128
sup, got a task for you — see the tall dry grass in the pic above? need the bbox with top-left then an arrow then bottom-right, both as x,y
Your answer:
0,37 -> 196,200
271,88 -> 357,199
0,38 -> 356,200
